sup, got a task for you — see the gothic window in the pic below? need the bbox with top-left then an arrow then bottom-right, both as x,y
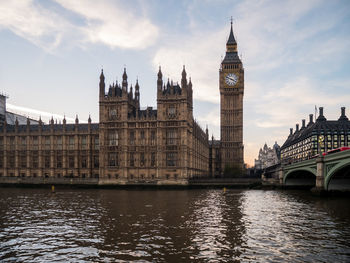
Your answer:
20,152 -> 26,168
129,131 -> 135,145
168,106 -> 176,118
44,155 -> 50,168
20,137 -> 26,150
109,108 -> 117,120
166,152 -> 177,167
81,136 -> 87,150
94,137 -> 99,150
44,136 -> 50,150
108,131 -> 118,146
108,153 -> 118,167
57,136 -> 62,150
0,137 -> 3,150
166,129 -> 177,145
9,137 -> 15,147
140,153 -> 145,166
69,156 -> 74,168
151,152 -> 156,167
56,155 -> 62,168
130,152 -> 134,167
150,130 -> 156,145
32,152 -> 38,168
94,155 -> 99,168
8,154 -> 15,167
69,136 -> 74,150
140,130 -> 145,145
81,156 -> 87,168
32,136 -> 38,150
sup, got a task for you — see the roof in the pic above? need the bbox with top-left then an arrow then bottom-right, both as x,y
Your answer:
227,23 -> 237,45
162,82 -> 182,95
0,123 -> 99,133
222,52 -> 241,64
281,118 -> 350,150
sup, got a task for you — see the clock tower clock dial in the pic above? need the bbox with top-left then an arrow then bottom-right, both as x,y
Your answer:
225,73 -> 238,86
219,21 -> 244,172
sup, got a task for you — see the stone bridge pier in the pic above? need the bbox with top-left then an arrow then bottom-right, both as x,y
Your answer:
315,156 -> 325,190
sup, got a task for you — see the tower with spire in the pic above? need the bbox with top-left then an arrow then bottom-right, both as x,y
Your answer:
219,19 -> 244,174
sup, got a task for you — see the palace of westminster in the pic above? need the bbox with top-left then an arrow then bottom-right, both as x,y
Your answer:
0,23 -> 244,184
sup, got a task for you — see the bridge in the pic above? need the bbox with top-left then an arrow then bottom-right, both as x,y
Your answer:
279,149 -> 350,191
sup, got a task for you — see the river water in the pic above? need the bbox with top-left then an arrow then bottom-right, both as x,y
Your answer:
0,188 -> 349,262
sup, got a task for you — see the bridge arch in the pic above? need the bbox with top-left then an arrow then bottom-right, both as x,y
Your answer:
283,168 -> 316,187
326,161 -> 350,191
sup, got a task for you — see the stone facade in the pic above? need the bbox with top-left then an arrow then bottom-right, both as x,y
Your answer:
0,66 -> 209,185
255,142 -> 280,170
0,118 -> 100,179
98,66 -> 209,184
0,22 -> 245,183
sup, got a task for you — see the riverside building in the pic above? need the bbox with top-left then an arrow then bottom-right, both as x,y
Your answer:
0,22 -> 244,184
280,107 -> 350,165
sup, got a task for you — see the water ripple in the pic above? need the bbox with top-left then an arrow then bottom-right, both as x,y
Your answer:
0,188 -> 349,262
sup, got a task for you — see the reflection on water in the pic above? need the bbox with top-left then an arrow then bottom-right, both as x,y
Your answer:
0,188 -> 349,262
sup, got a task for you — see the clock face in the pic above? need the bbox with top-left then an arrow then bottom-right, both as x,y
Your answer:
225,73 -> 238,86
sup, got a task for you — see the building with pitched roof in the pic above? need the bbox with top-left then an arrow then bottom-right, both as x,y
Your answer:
280,107 -> 350,165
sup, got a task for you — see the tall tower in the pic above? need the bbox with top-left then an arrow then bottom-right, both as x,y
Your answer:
220,21 -> 244,173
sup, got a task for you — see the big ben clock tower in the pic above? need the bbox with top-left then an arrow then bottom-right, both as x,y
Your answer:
220,21 -> 244,173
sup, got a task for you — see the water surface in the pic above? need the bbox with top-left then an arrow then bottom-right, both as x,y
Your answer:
0,188 -> 349,262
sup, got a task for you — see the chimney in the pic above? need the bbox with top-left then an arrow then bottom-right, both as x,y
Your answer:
316,107 -> 327,121
338,107 -> 349,121
290,128 -> 293,136
296,124 -> 299,132
319,107 -> 324,116
309,114 -> 313,124
302,119 -> 305,128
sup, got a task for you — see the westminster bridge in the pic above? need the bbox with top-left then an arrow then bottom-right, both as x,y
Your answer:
275,149 -> 350,191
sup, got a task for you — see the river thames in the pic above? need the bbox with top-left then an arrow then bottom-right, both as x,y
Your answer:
0,188 -> 349,262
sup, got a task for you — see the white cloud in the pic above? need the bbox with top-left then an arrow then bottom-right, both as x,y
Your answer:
0,0 -> 159,51
153,29 -> 226,104
55,0 -> 159,49
7,103 -> 77,123
0,0 -> 69,51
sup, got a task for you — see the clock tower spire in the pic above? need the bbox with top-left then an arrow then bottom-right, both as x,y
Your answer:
219,20 -> 244,175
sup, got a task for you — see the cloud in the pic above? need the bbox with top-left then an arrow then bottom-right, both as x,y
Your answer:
7,103 -> 77,123
55,0 -> 159,49
0,0 -> 69,52
153,29 -> 226,104
253,77 -> 350,129
0,0 -> 159,51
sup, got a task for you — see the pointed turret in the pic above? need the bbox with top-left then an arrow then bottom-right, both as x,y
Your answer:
122,68 -> 128,92
129,84 -> 133,99
75,115 -> 79,125
222,19 -> 241,64
135,79 -> 140,102
227,19 -> 237,45
99,69 -> 105,98
157,66 -> 163,91
181,65 -> 187,88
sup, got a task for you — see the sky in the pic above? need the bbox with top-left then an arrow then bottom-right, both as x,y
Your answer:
0,0 -> 350,166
